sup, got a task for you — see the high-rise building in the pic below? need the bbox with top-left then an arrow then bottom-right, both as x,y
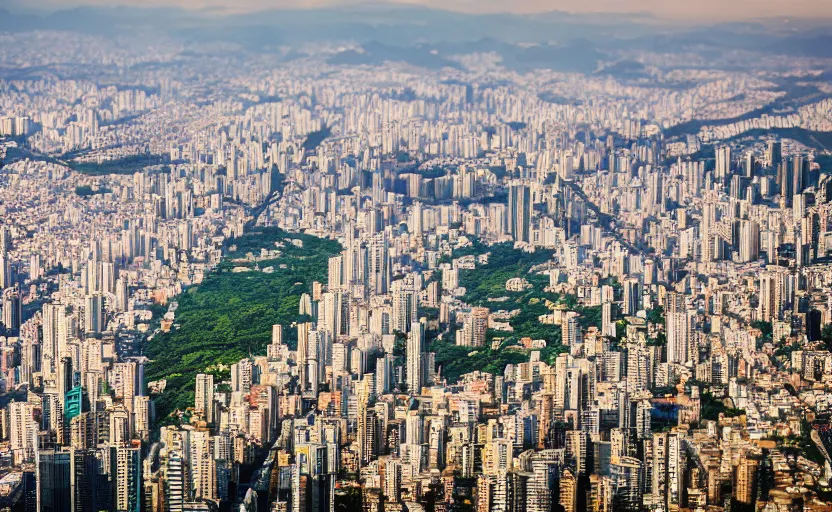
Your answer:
319,291 -> 346,337
110,362 -> 137,407
70,448 -> 102,512
231,358 -> 254,393
356,379 -> 376,466
508,183 -> 532,243
327,255 -> 343,291
375,354 -> 395,394
190,430 -> 217,501
133,396 -> 150,440
42,303 -> 68,380
84,294 -> 104,334
458,307 -> 489,347
559,469 -> 577,512
272,324 -> 284,346
268,324 -> 285,360
37,449 -> 71,512
9,401 -> 36,465
743,152 -> 755,177
391,280 -> 417,334
0,252 -> 10,290
602,302 -> 617,338
738,220 -> 760,263
292,444 -> 334,512
65,386 -> 88,426
563,316 -> 582,347
2,286 -> 21,333
406,321 -> 425,394
195,373 -> 215,423
758,272 -> 785,322
112,445 -> 142,512
297,322 -> 313,393
792,155 -> 807,196
701,202 -> 716,262
623,279 -> 640,316
115,277 -> 129,312
766,140 -> 782,169
610,456 -> 642,512
383,459 -> 402,503
368,233 -> 390,295
164,450 -> 188,512
715,146 -> 731,181
666,292 -> 690,365
735,455 -> 759,506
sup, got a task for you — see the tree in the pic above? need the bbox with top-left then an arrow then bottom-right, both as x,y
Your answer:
646,306 -> 665,326
335,486 -> 363,512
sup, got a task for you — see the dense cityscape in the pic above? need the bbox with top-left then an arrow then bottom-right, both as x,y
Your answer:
0,3 -> 832,512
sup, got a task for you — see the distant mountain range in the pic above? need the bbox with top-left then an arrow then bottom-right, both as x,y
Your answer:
0,4 -> 831,68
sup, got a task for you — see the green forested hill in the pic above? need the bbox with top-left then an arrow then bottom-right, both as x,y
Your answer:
431,242 -> 602,384
144,227 -> 340,423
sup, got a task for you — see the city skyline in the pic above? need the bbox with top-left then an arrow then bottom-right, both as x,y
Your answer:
0,3 -> 831,512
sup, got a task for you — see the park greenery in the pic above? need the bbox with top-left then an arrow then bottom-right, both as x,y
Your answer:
69,153 -> 169,175
822,325 -> 832,352
646,305 -> 666,346
431,241 -> 602,383
145,227 -> 341,423
772,420 -> 826,466
700,391 -> 746,421
146,232 -> 606,419
751,320 -> 774,349
74,185 -> 112,197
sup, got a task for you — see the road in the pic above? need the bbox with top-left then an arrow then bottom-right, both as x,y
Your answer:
562,178 -> 647,257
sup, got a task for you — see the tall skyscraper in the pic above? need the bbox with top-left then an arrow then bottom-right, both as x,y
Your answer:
368,233 -> 391,295
115,277 -> 129,312
195,373 -> 215,423
292,444 -> 334,512
559,469 -> 578,512
10,401 -> 36,465
735,455 -> 759,506
563,316 -> 582,347
356,379 -> 376,466
610,456 -> 642,512
701,202 -> 716,262
2,286 -> 21,333
268,324 -> 284,360
42,303 -> 67,380
738,220 -> 760,263
84,294 -> 104,334
623,279 -> 640,316
327,255 -> 343,291
602,302 -> 617,338
297,322 -> 312,393
391,280 -> 417,334
407,321 -> 425,394
112,445 -> 142,512
758,273 -> 779,322
766,140 -> 782,169
715,146 -> 731,181
37,449 -> 71,512
0,251 -> 10,290
508,183 -> 532,243
666,292 -> 690,365
164,450 -> 188,512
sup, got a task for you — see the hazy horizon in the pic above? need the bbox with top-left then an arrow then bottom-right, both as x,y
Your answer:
4,0 -> 832,21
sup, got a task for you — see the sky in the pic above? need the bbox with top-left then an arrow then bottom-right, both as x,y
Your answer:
8,0 -> 832,20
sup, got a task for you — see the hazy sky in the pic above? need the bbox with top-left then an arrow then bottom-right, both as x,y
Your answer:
12,0 -> 832,20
